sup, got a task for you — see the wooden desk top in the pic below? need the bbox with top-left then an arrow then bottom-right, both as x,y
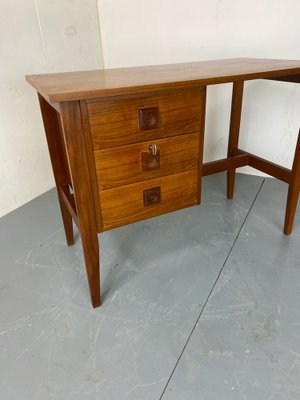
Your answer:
26,58 -> 300,103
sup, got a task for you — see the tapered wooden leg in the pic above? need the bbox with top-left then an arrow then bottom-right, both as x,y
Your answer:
284,129 -> 300,235
38,95 -> 74,246
81,232 -> 100,307
197,86 -> 207,204
227,81 -> 244,199
60,101 -> 101,307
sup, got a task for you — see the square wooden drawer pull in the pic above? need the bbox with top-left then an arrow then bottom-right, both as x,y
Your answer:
143,187 -> 161,206
138,107 -> 159,131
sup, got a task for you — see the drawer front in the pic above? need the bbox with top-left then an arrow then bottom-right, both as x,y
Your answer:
100,170 -> 198,230
95,132 -> 199,189
88,88 -> 203,149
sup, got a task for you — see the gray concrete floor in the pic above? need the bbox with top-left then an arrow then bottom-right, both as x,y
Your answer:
1,173 -> 300,400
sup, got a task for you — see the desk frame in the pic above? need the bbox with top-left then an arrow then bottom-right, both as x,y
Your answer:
27,59 -> 300,307
203,78 -> 300,235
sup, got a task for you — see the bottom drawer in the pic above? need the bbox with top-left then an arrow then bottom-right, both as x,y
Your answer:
100,170 -> 199,230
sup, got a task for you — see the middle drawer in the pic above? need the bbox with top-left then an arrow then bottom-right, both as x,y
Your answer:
95,132 -> 199,190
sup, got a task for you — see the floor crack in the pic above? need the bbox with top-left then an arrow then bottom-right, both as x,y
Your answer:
158,178 -> 265,400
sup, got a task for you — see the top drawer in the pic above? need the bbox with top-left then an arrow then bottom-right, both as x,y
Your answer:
87,88 -> 204,149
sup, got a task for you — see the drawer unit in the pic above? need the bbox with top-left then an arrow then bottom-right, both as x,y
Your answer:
87,88 -> 203,149
100,170 -> 198,230
95,132 -> 199,189
89,88 -> 204,233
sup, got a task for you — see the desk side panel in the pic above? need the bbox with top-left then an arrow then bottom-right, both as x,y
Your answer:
80,100 -> 104,233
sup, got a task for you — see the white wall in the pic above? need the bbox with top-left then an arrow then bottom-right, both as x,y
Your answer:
2,0 -> 300,217
0,0 -> 103,217
98,0 -> 300,173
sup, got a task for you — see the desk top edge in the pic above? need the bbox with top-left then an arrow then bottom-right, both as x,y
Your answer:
26,57 -> 300,103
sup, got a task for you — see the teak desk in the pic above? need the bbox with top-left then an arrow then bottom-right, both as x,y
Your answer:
26,58 -> 300,308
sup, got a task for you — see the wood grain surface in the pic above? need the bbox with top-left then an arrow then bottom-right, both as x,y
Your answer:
95,132 -> 199,189
100,170 -> 198,230
26,58 -> 300,102
88,89 -> 203,149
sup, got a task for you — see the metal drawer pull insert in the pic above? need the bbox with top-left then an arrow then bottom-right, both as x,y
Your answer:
142,144 -> 160,171
149,144 -> 157,155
